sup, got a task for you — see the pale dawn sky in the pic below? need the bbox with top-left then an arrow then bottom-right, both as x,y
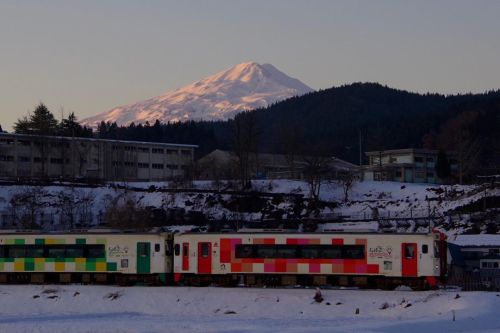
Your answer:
1,0 -> 500,130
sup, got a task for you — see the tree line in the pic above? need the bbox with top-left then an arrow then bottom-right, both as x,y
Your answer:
6,82 -> 500,184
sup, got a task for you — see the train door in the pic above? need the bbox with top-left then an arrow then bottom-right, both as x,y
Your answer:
137,242 -> 151,274
401,243 -> 418,277
197,242 -> 212,274
182,242 -> 189,271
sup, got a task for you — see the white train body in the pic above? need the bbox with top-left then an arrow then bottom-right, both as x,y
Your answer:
173,231 -> 444,286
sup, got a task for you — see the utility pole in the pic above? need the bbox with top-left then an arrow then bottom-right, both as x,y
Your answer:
358,128 -> 362,166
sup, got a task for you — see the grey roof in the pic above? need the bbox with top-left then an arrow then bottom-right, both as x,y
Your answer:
0,132 -> 198,148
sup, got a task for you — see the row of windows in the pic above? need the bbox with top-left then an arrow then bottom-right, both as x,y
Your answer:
113,146 -> 191,155
113,161 -> 182,170
481,262 -> 499,269
235,244 -> 365,259
0,245 -> 105,259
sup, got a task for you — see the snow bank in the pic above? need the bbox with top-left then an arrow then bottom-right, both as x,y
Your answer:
0,285 -> 497,333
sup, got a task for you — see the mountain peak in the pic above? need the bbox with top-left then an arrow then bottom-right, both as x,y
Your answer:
81,62 -> 313,126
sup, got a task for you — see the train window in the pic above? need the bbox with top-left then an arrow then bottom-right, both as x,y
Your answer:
422,244 -> 428,254
165,243 -> 172,256
201,243 -> 209,257
301,246 -> 320,259
86,245 -> 105,258
155,243 -> 161,252
404,244 -> 415,259
236,245 -> 254,258
182,244 -> 189,257
0,246 -> 3,257
343,245 -> 365,259
276,246 -> 297,258
9,246 -> 26,258
322,247 -> 342,259
25,245 -> 44,258
384,261 -> 392,270
256,245 -> 276,258
66,245 -> 84,258
48,246 -> 66,258
174,244 -> 180,256
234,244 -> 365,260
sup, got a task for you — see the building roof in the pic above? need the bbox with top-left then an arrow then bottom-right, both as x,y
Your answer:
0,132 -> 198,148
449,235 -> 500,247
365,148 -> 440,156
197,149 -> 358,170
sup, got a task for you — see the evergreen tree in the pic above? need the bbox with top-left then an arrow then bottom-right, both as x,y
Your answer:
435,149 -> 451,181
14,103 -> 58,135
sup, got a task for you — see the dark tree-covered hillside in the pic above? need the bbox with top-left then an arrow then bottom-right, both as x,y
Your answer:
95,83 -> 500,167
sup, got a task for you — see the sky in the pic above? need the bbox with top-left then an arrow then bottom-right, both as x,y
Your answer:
1,0 -> 500,130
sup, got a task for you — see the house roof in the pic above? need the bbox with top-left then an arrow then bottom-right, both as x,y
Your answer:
449,235 -> 500,247
365,148 -> 440,156
197,149 -> 358,170
0,132 -> 198,148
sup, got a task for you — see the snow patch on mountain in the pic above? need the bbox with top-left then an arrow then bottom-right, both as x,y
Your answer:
81,62 -> 313,126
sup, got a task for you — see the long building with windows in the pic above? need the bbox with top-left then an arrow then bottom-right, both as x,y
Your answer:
0,133 -> 197,181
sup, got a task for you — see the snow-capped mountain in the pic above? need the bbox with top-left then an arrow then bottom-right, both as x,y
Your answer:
81,62 -> 313,126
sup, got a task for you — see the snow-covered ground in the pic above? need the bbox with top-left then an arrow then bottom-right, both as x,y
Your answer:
0,286 -> 498,333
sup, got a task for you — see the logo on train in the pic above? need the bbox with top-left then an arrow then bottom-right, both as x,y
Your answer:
368,245 -> 393,259
108,245 -> 129,257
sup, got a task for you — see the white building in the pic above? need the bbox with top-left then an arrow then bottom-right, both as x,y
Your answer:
0,133 -> 197,181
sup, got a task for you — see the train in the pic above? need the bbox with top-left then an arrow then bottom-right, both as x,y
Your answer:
0,229 -> 447,289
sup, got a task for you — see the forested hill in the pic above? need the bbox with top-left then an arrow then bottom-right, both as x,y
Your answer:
95,82 -> 500,166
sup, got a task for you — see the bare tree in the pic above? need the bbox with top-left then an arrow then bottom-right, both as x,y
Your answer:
437,111 -> 481,184
303,146 -> 331,201
104,191 -> 150,230
9,187 -> 47,229
280,123 -> 303,179
337,171 -> 358,202
77,190 -> 95,227
232,112 -> 259,190
56,187 -> 78,229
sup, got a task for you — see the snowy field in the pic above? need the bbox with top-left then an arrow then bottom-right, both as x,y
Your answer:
0,286 -> 498,333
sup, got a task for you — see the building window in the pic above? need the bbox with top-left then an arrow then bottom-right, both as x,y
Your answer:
166,164 -> 178,170
138,163 -> 149,168
124,161 -> 135,167
181,150 -> 191,156
152,163 -> 164,169
138,147 -> 149,153
426,172 -> 434,178
18,156 -> 30,163
33,157 -> 46,163
0,155 -> 14,162
152,148 -> 164,154
166,149 -> 178,155
395,171 -> 402,177
50,158 -> 63,164
426,157 -> 434,162
112,161 -> 122,167
415,157 -> 424,162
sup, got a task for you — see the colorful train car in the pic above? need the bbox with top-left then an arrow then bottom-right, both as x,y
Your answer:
173,231 -> 445,288
0,231 -> 173,284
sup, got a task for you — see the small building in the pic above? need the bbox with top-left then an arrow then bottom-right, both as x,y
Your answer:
448,234 -> 500,289
362,148 -> 457,184
0,132 -> 197,181
195,149 -> 358,180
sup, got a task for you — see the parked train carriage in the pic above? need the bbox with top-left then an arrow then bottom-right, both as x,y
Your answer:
173,232 -> 445,288
0,232 -> 173,284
